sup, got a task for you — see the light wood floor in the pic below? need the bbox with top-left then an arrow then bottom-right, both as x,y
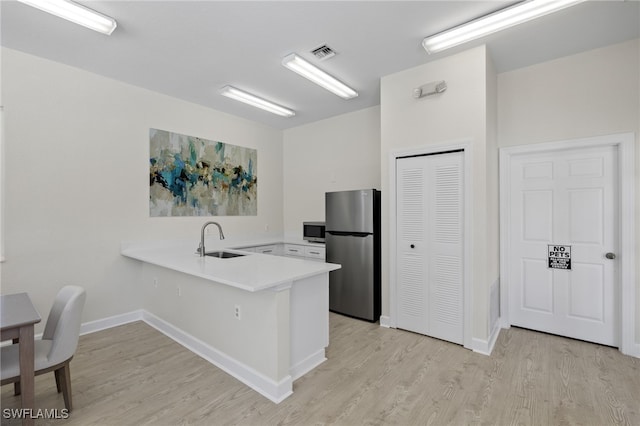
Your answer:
2,313 -> 639,425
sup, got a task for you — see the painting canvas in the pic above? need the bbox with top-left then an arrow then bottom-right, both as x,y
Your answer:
149,128 -> 257,216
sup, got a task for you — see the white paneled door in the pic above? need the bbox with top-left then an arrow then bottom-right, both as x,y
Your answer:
396,151 -> 464,344
507,145 -> 618,346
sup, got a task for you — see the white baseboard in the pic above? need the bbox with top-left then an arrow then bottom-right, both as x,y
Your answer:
471,338 -> 491,356
379,315 -> 393,328
20,310 -> 145,342
628,342 -> 640,359
80,310 -> 144,336
290,349 -> 326,381
472,322 -> 501,356
77,309 -> 292,403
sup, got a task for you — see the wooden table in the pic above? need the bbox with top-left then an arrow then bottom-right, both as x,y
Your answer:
1,293 -> 41,426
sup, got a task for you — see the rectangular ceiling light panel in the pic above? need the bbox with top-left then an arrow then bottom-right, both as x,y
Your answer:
18,0 -> 117,35
422,0 -> 586,54
282,54 -> 358,100
220,86 -> 295,118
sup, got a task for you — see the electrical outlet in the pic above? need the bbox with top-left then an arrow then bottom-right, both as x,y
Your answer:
153,278 -> 158,289
177,286 -> 182,297
234,304 -> 241,320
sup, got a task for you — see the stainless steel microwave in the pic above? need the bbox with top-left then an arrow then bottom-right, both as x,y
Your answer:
303,222 -> 325,243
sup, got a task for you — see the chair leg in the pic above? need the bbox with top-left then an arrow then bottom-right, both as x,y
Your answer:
57,363 -> 73,412
55,369 -> 62,393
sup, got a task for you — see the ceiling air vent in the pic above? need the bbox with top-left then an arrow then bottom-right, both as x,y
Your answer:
311,44 -> 336,61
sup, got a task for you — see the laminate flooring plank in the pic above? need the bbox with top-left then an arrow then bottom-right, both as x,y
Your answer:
587,344 -> 635,426
550,337 -> 601,425
2,316 -> 639,426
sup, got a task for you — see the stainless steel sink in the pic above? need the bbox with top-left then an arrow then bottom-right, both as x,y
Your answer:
204,251 -> 246,259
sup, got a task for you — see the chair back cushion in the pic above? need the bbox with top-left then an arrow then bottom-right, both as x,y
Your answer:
42,286 -> 86,365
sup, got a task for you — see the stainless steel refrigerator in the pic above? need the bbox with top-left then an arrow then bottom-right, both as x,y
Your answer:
325,189 -> 381,322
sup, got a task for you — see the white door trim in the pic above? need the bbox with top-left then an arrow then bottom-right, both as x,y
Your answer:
499,133 -> 637,357
389,139 -> 473,350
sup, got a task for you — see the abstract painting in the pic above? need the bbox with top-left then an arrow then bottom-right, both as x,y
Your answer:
149,128 -> 257,216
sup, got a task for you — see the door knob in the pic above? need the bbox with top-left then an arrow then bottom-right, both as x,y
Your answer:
605,252 -> 616,260
410,244 -> 415,249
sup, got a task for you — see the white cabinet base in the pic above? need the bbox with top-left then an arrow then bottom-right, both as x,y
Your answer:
138,263 -> 330,404
290,272 -> 329,379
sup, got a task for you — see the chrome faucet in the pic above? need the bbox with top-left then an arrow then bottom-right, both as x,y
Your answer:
197,221 -> 225,257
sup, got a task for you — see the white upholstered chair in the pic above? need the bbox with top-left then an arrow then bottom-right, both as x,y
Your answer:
1,285 -> 86,411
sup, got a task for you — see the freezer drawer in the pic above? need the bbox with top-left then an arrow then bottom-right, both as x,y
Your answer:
326,232 -> 376,321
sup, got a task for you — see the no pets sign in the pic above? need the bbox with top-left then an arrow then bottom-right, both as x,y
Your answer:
548,245 -> 571,270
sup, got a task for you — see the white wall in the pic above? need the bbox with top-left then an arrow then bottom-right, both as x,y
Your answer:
1,48 -> 284,332
282,106 -> 381,239
0,45 -> 4,284
381,45 -> 496,342
498,38 -> 640,344
486,51 -> 499,336
3,36 -> 637,354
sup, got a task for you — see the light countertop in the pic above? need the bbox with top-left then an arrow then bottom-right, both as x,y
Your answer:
121,237 -> 339,292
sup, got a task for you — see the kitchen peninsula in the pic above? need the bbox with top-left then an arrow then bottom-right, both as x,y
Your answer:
121,237 -> 340,403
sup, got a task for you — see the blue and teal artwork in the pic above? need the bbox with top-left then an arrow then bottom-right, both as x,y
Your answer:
149,128 -> 257,216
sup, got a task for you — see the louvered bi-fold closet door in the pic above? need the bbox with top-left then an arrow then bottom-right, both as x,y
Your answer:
396,151 -> 464,344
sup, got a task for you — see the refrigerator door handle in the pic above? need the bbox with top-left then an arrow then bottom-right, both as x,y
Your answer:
326,231 -> 370,237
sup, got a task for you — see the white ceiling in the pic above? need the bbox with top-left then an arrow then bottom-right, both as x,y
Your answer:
2,1 -> 639,129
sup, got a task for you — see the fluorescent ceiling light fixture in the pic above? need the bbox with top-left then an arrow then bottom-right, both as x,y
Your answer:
422,0 -> 586,54
18,0 -> 117,35
282,54 -> 358,100
219,86 -> 295,118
